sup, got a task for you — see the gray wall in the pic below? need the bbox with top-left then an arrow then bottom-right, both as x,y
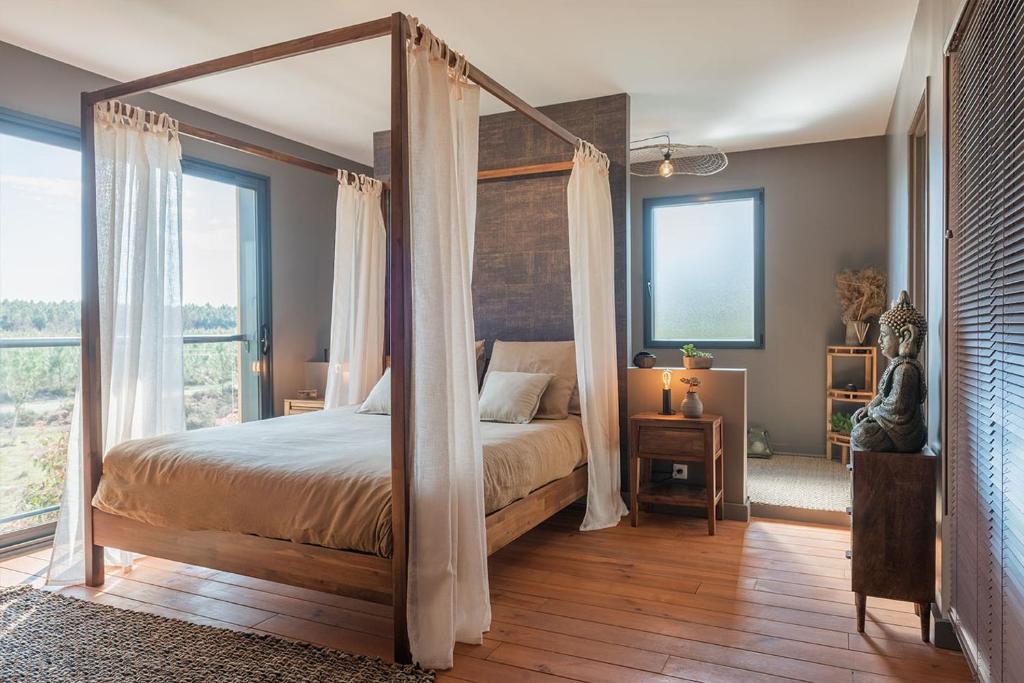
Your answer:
0,42 -> 371,414
630,137 -> 888,456
884,0 -> 962,623
885,0 -> 961,455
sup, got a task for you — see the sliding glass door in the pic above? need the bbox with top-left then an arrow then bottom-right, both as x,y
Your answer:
180,160 -> 272,428
0,111 -> 271,550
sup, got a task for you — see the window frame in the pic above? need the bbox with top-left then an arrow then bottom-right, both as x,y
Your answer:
180,157 -> 274,422
642,188 -> 766,350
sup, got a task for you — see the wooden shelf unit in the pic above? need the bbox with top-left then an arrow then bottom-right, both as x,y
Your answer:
826,345 -> 877,466
637,479 -> 723,508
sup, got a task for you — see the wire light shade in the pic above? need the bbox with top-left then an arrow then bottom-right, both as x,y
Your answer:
629,143 -> 728,177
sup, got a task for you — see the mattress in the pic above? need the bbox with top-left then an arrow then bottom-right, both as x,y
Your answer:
92,407 -> 587,557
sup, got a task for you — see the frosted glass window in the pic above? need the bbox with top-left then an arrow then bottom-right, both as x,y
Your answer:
643,189 -> 764,348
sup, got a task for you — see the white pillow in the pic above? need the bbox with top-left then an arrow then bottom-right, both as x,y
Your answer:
486,340 -> 577,419
357,368 -> 391,415
479,371 -> 554,424
361,342 -> 484,415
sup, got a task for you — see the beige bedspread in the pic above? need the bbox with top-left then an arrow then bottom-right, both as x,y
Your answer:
93,407 -> 586,557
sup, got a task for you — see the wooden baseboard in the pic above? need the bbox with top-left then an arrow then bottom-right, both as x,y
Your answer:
750,502 -> 851,527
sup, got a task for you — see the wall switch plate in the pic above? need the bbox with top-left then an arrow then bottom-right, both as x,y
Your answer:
672,463 -> 688,479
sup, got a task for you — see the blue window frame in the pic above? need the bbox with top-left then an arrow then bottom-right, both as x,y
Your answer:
643,188 -> 765,349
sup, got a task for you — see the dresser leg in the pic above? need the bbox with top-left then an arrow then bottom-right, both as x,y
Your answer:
918,602 -> 930,643
855,592 -> 866,633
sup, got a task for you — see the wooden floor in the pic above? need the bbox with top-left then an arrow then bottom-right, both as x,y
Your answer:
1,509 -> 972,682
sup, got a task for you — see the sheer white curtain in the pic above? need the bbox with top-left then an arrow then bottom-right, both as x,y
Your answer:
48,101 -> 185,585
324,171 -> 386,408
405,16 -> 490,669
568,140 -> 629,531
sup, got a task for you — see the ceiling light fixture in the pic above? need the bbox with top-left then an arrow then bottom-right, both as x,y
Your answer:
630,134 -> 728,178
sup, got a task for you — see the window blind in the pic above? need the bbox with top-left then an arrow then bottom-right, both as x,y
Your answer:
948,1 -> 1024,681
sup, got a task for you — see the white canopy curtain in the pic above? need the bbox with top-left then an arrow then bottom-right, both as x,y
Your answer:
324,171 -> 386,408
568,140 -> 629,531
48,101 -> 185,585
404,16 -> 490,669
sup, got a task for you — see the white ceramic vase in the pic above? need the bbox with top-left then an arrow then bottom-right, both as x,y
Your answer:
680,391 -> 703,418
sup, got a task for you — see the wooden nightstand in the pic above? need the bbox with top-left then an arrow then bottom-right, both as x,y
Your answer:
629,412 -> 724,535
283,398 -> 325,415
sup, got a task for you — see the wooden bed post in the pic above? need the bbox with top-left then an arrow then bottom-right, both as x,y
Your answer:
80,94 -> 105,587
388,11 -> 413,665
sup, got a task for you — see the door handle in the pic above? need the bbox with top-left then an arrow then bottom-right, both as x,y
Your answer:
259,324 -> 271,356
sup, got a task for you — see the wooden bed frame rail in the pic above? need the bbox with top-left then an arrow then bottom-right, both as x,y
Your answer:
91,464 -> 587,609
80,12 -> 584,665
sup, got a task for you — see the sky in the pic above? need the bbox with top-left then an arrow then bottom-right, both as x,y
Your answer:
0,131 -> 240,307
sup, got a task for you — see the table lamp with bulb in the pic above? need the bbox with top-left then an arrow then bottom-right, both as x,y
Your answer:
660,369 -> 675,415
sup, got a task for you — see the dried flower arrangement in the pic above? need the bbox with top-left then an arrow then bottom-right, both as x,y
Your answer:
835,267 -> 887,323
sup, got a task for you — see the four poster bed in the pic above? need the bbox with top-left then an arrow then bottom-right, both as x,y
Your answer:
72,12 -> 624,667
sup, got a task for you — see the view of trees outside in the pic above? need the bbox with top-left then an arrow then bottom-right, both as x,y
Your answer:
0,302 -> 240,533
181,173 -> 244,430
1,132 -> 245,536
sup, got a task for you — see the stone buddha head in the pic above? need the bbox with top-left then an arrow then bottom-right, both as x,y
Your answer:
877,290 -> 927,361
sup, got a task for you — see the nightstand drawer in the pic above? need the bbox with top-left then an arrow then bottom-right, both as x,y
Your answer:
637,427 -> 705,457
284,399 -> 325,415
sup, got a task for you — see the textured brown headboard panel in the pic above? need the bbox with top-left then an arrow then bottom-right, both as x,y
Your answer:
374,93 -> 630,483
373,93 -> 628,350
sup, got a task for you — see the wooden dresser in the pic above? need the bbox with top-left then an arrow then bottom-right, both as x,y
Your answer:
850,449 -> 937,641
283,398 -> 325,415
628,412 -> 724,535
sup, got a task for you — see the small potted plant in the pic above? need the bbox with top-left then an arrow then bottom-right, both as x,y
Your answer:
830,412 -> 853,435
679,376 -> 703,418
680,344 -> 714,370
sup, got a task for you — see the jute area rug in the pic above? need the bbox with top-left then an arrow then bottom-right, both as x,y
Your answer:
0,585 -> 434,682
747,454 -> 851,512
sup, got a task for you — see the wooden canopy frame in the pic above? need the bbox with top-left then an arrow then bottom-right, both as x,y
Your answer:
79,12 -> 586,664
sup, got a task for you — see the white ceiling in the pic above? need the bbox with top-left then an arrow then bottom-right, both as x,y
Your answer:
0,1 -> 919,165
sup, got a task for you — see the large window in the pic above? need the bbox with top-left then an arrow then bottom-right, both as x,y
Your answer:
0,111 -> 271,549
0,109 -> 81,548
643,189 -> 765,348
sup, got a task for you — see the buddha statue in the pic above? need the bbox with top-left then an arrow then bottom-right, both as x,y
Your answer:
850,290 -> 928,453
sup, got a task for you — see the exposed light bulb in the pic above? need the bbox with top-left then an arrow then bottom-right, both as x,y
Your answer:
658,152 -> 675,178
662,369 -> 672,390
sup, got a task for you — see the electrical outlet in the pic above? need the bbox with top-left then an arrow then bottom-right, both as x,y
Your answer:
672,463 -> 688,479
